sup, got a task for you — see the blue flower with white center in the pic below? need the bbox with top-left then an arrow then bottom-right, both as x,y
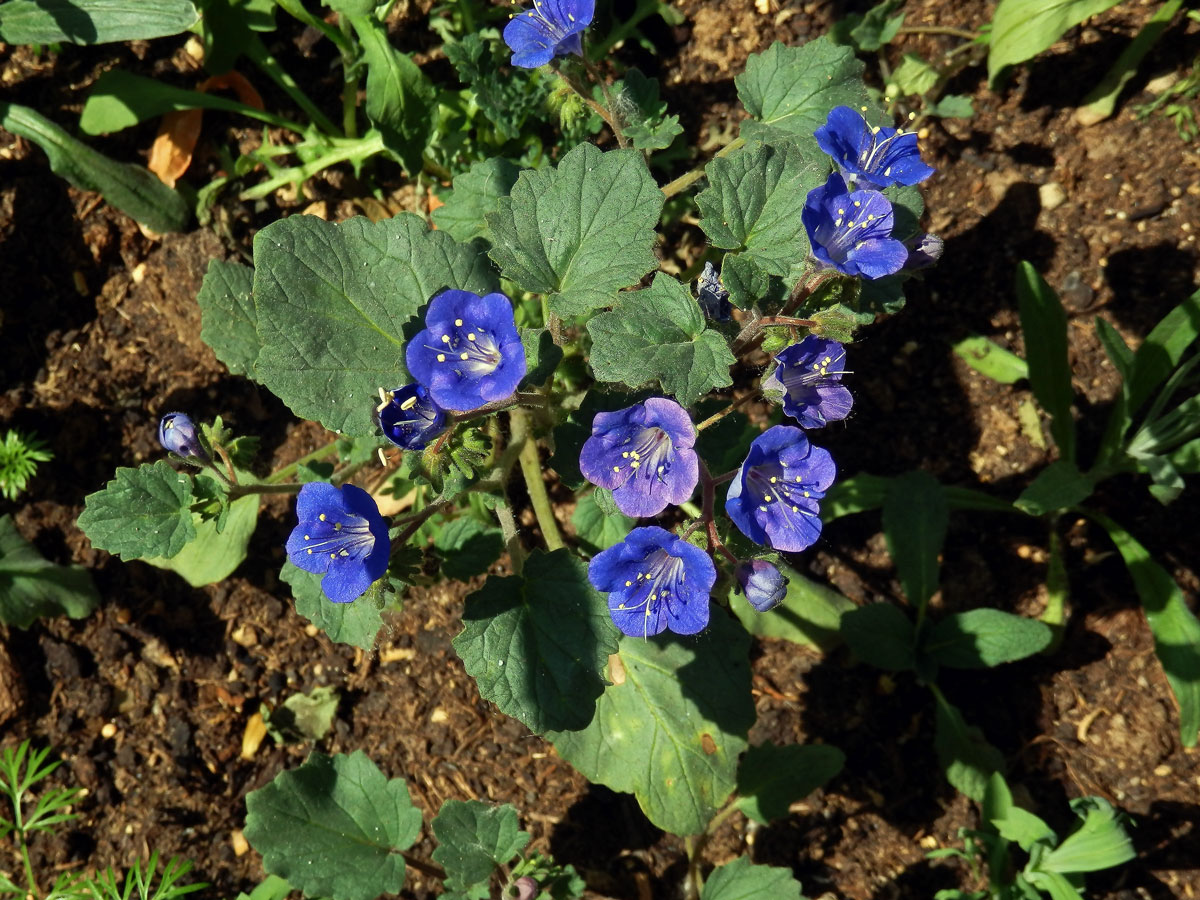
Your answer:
725,425 -> 836,553
285,482 -> 390,605
503,0 -> 594,69
406,289 -> 527,413
578,398 -> 699,518
588,525 -> 716,637
376,384 -> 446,451
814,105 -> 934,191
802,173 -> 909,280
735,560 -> 788,612
762,336 -> 853,430
158,413 -> 208,460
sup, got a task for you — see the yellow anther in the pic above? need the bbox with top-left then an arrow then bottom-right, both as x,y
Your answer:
455,318 -> 463,326
437,353 -> 446,362
334,522 -> 342,531
631,461 -> 640,469
441,334 -> 451,343
460,352 -> 469,360
319,513 -> 326,521
400,395 -> 418,410
625,580 -> 632,586
770,476 -> 777,483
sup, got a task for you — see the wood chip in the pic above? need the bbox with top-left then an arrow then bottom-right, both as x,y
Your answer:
241,712 -> 268,760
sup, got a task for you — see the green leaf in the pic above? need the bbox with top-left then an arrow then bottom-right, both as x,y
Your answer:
952,335 -> 1029,384
0,0 -> 197,44
0,515 -> 99,629
988,0 -> 1123,85
431,801 -> 530,892
0,102 -> 188,233
266,685 -> 340,742
281,561 -> 384,650
587,273 -> 736,406
992,806 -> 1057,853
433,158 -> 522,243
1083,510 -> 1200,747
251,213 -> 497,436
882,182 -> 925,243
933,689 -> 1005,802
143,492 -> 259,586
830,0 -> 905,52
734,742 -> 844,825
1077,0 -> 1183,124
453,550 -> 620,733
927,94 -> 975,119
571,493 -> 634,554
197,259 -> 259,378
889,53 -> 939,96
1126,288 -> 1200,413
1039,798 -> 1135,873
486,143 -> 664,317
736,37 -> 876,146
547,611 -> 754,835
923,609 -> 1052,669
348,14 -> 436,176
731,563 -> 853,651
1014,461 -> 1093,516
519,327 -> 563,387
882,470 -> 947,607
78,461 -> 195,561
615,69 -> 684,151
822,472 -> 892,520
233,875 -> 293,900
697,142 -> 828,278
1016,262 -> 1076,461
719,253 -> 786,309
243,750 -> 423,900
443,32 -> 549,144
434,517 -> 504,580
700,856 -> 806,900
840,603 -> 916,671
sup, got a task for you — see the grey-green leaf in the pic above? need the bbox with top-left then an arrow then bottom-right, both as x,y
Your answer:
281,561 -> 384,650
840,603 -> 916,671
143,493 -> 259,586
197,260 -> 258,377
547,611 -> 754,835
78,461 -> 195,561
433,158 -> 523,243
987,0 -> 1122,85
433,517 -> 504,580
734,742 -> 844,825
571,492 -> 634,554
933,691 -> 1004,802
0,102 -> 188,233
452,550 -> 620,733
0,515 -> 99,629
952,335 -> 1029,384
587,273 -> 736,406
697,142 -> 827,277
1015,261 -> 1075,461
486,143 -> 663,317
923,609 -> 1052,669
882,470 -> 947,607
243,750 -> 423,900
431,800 -> 530,892
1014,460 -> 1093,516
0,0 -> 198,44
251,213 -> 497,436
701,856 -> 807,900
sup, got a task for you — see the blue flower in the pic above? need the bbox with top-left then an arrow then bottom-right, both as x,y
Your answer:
578,398 -> 699,518
696,261 -> 732,322
814,106 -> 934,191
503,0 -> 594,69
735,560 -> 788,612
725,425 -> 836,553
158,413 -> 208,460
406,290 -> 526,413
285,482 -> 390,605
377,384 -> 446,451
588,525 -> 715,637
802,173 -> 909,280
762,336 -> 853,429
904,232 -> 944,271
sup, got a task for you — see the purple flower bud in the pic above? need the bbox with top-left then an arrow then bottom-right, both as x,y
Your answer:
513,877 -> 538,900
904,233 -> 944,271
735,560 -> 788,612
377,384 -> 446,451
158,413 -> 208,460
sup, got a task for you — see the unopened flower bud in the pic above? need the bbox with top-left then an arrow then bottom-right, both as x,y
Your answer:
158,413 -> 208,460
513,876 -> 538,900
735,560 -> 788,612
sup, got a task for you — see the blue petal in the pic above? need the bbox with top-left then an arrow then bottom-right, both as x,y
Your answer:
321,561 -> 376,604
295,481 -> 345,524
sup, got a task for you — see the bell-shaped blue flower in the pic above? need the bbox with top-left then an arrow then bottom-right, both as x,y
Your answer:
802,174 -> 909,280
725,425 -> 836,553
578,398 -> 699,518
588,525 -> 715,637
735,560 -> 788,612
158,413 -> 208,460
762,336 -> 853,429
814,106 -> 934,190
285,482 -> 390,605
377,384 -> 446,451
503,0 -> 594,69
406,289 -> 526,413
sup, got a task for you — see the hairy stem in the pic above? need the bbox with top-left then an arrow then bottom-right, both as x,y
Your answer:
695,391 -> 759,432
582,54 -> 628,149
510,408 -> 564,552
555,65 -> 628,149
494,497 -> 527,575
265,440 -> 343,484
338,15 -> 359,139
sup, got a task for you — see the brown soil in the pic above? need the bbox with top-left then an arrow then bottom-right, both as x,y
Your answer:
2,1 -> 1199,899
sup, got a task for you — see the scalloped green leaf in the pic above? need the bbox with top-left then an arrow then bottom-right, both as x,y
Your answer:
281,560 -> 385,650
701,856 -> 807,900
485,143 -> 663,317
453,550 -> 620,733
251,213 -> 497,436
77,461 -> 195,561
433,158 -> 523,243
734,742 -> 844,825
587,273 -> 735,406
547,611 -> 754,835
697,142 -> 827,277
243,750 -> 422,900
197,259 -> 258,378
0,515 -> 99,628
143,492 -> 259,587
431,801 -> 529,892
